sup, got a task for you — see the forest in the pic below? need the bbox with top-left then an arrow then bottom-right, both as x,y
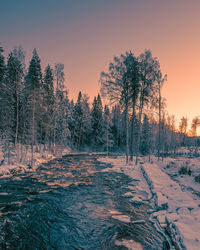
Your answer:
0,45 -> 199,167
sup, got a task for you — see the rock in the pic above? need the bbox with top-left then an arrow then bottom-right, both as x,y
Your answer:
155,192 -> 168,210
157,214 -> 166,225
177,207 -> 190,216
166,213 -> 179,224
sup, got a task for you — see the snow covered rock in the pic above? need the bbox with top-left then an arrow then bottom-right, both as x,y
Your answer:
155,191 -> 168,210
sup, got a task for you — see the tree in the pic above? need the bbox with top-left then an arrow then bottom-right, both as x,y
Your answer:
81,94 -> 91,147
140,114 -> 150,155
191,116 -> 200,154
52,63 -> 69,153
25,48 -> 43,166
2,49 -> 24,162
0,46 -> 5,133
111,105 -> 122,149
43,65 -> 55,149
156,72 -> 167,161
124,53 -> 140,161
91,94 -> 103,148
135,50 -> 161,165
0,46 -> 5,83
100,52 -> 135,163
54,63 -> 65,90
72,91 -> 84,149
102,105 -> 113,155
179,116 -> 188,146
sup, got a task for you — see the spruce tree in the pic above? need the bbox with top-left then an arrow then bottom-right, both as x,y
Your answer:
81,94 -> 91,147
0,46 -> 5,134
72,91 -> 83,149
43,65 -> 55,149
25,48 -> 43,166
91,94 -> 103,148
2,50 -> 24,162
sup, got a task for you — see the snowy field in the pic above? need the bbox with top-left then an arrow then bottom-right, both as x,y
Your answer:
99,155 -> 200,250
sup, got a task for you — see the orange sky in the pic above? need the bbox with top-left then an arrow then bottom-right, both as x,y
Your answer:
1,0 -> 200,129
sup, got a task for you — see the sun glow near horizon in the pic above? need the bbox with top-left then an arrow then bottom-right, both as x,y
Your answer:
1,0 -> 200,126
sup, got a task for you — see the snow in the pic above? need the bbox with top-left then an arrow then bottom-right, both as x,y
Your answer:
99,155 -> 200,250
141,160 -> 200,250
1,147 -> 200,249
112,214 -> 131,223
115,239 -> 143,250
0,145 -> 72,177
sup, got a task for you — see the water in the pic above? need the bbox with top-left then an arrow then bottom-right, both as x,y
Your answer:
0,155 -> 169,249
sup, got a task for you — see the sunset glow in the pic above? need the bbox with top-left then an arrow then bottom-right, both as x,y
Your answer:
1,0 -> 200,125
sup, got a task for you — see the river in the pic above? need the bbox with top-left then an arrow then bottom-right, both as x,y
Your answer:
0,155 -> 170,249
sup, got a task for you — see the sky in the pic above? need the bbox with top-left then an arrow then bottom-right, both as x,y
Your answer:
1,0 -> 200,129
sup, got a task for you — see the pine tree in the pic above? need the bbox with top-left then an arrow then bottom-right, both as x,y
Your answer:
0,46 -> 5,134
72,91 -> 84,149
2,49 -> 24,162
91,94 -> 103,148
43,65 -> 55,150
81,94 -> 91,147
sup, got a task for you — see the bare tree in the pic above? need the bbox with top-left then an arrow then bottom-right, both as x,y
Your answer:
157,73 -> 167,161
100,52 -> 134,163
191,116 -> 200,155
135,50 -> 161,165
179,116 -> 188,146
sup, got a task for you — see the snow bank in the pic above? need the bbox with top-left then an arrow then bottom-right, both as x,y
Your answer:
141,162 -> 200,250
98,156 -> 152,201
100,156 -> 200,249
0,146 -> 72,177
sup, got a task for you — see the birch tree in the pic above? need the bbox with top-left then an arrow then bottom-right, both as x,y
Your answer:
100,52 -> 135,163
135,50 -> 161,165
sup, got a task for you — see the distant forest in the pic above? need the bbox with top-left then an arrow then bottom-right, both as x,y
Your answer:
0,46 -> 199,166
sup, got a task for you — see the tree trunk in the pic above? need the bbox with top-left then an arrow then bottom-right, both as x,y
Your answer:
158,82 -> 161,161
106,117 -> 109,157
135,98 -> 143,165
31,89 -> 36,167
15,88 -> 19,146
125,104 -> 129,164
130,103 -> 136,161
148,126 -> 152,162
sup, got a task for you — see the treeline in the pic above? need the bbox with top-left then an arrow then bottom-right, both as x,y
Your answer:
0,45 -> 194,166
99,50 -> 198,163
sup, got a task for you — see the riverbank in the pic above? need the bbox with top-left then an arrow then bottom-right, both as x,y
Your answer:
0,145 -> 72,177
99,156 -> 200,250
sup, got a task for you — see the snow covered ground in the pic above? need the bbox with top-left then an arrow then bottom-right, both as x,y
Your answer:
99,155 -> 200,250
1,145 -> 200,249
0,145 -> 72,177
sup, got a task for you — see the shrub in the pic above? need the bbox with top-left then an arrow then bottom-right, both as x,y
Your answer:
165,161 -> 175,169
195,175 -> 200,183
179,166 -> 192,176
